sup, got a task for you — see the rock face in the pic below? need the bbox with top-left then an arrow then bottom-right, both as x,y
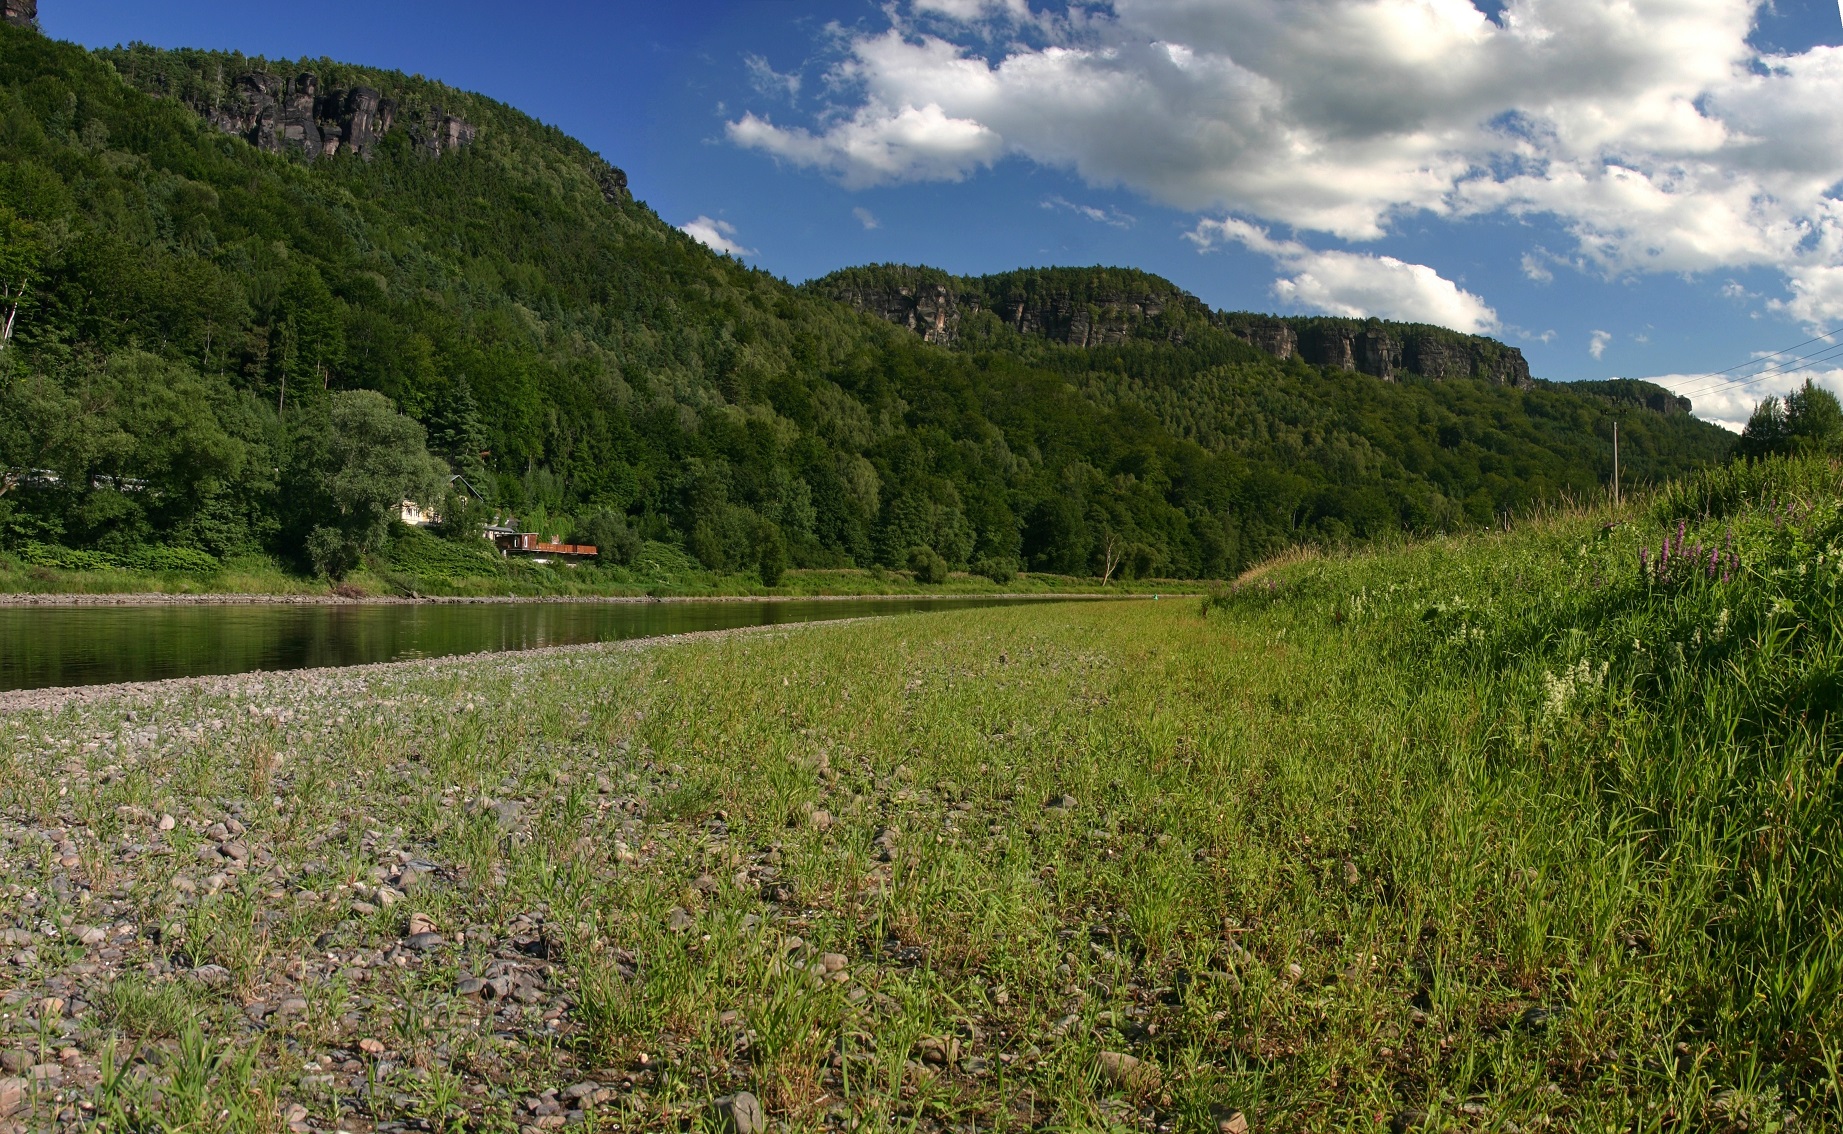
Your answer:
1233,316 -> 1531,387
179,68 -> 474,162
822,266 -> 1534,388
817,268 -> 1208,348
2,0 -> 35,29
828,281 -> 962,344
594,159 -> 631,203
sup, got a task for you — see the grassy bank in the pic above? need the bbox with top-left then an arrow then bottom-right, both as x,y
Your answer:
0,531 -> 1210,600
0,459 -> 1836,1132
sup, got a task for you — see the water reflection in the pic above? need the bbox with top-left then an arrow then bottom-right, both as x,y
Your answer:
1,597 -> 1072,692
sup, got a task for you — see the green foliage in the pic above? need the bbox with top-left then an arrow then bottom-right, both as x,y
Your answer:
971,554 -> 1017,583
1738,379 -> 1843,460
285,391 -> 448,578
907,544 -> 949,584
0,25 -> 1732,586
14,539 -> 219,572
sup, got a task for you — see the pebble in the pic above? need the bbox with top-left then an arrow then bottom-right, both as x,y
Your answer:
405,932 -> 444,951
1218,1111 -> 1250,1134
1096,1051 -> 1160,1092
1043,793 -> 1077,811
156,814 -> 176,832
666,907 -> 696,932
714,1091 -> 765,1134
0,1078 -> 22,1120
408,912 -> 437,937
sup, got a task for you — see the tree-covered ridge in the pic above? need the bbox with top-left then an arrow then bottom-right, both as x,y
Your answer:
0,25 -> 1732,585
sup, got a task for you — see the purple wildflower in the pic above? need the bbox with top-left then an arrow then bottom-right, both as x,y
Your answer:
1639,547 -> 1649,576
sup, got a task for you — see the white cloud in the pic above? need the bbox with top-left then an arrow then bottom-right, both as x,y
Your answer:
728,101 -> 1003,189
1642,365 -> 1843,432
745,55 -> 802,99
729,0 -> 1843,325
681,216 -> 755,257
853,206 -> 881,230
1589,329 -> 1613,359
1521,252 -> 1554,283
1042,195 -> 1135,227
1189,217 -> 1498,333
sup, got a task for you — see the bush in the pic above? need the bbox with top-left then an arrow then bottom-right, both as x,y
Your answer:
577,511 -> 642,567
907,545 -> 949,584
756,526 -> 788,587
13,541 -> 220,573
972,555 -> 1017,584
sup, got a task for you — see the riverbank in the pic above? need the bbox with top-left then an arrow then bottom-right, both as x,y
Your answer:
0,558 -> 1209,604
1,482 -> 1832,1132
0,590 -> 1141,608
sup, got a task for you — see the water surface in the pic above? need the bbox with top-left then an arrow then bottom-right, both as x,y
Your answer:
0,596 -> 1071,692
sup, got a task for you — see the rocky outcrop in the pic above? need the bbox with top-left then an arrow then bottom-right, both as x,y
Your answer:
594,159 -> 630,204
817,265 -> 1533,387
2,0 -> 36,29
1234,317 -> 1531,387
816,267 -> 1207,348
986,287 -> 1192,347
177,68 -> 473,162
826,281 -> 961,344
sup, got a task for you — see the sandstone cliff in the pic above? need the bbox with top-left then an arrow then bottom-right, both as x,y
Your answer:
2,0 -> 35,29
812,265 -> 1214,349
813,265 -> 1533,388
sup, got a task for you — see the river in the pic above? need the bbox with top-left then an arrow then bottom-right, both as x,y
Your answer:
0,596 -> 1081,692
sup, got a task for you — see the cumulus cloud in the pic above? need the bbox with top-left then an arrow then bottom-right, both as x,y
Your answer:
728,0 -> 1843,325
681,216 -> 755,257
1589,329 -> 1613,359
853,206 -> 882,230
1189,217 -> 1499,333
1643,364 -> 1843,432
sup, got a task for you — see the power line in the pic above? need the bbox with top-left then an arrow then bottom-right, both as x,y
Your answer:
1654,331 -> 1843,403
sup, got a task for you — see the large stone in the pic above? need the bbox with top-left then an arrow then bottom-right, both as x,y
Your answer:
714,1091 -> 765,1134
1,0 -> 36,30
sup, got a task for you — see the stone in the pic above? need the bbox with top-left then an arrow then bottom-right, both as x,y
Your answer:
1043,794 -> 1077,811
350,900 -> 379,917
1096,1051 -> 1160,1093
691,874 -> 720,895
1218,1111 -> 1250,1134
188,965 -> 232,988
916,1036 -> 960,1066
1343,860 -> 1360,886
492,801 -> 523,829
359,1038 -> 385,1055
714,1091 -> 765,1134
820,952 -> 847,973
0,1076 -> 22,1119
405,932 -> 443,951
408,912 -> 437,937
666,907 -> 696,932
1,1 -> 37,32
0,1053 -> 24,1074
278,998 -> 308,1017
156,815 -> 176,831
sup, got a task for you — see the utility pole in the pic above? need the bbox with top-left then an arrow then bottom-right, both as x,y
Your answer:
1612,421 -> 1621,508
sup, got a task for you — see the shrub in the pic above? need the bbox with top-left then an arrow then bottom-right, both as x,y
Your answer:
907,545 -> 949,584
972,555 -> 1017,584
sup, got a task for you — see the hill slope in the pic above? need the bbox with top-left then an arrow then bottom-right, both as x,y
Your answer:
0,25 -> 1732,583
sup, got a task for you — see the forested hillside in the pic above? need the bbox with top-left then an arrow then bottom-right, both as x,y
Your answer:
0,23 -> 1734,583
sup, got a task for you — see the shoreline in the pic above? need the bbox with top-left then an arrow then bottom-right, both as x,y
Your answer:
0,590 -> 1151,608
0,620 -> 824,713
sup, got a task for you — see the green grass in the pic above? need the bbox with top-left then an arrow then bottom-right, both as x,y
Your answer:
0,532 -> 1212,600
1,457 -> 1837,1132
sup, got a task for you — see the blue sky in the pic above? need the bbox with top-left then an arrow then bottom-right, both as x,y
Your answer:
44,0 -> 1843,429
